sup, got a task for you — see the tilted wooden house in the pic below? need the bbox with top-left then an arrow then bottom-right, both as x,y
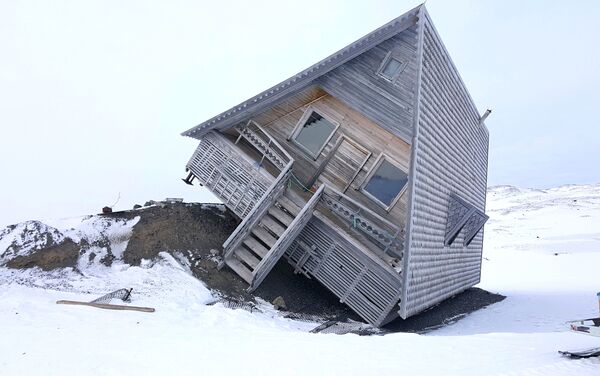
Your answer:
181,5 -> 489,327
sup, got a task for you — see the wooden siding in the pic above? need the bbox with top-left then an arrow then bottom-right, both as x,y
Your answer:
182,6 -> 421,139
286,216 -> 403,326
400,11 -> 489,318
252,87 -> 412,227
317,24 -> 420,144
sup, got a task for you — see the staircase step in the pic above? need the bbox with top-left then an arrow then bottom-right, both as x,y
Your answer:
225,257 -> 253,284
268,206 -> 294,227
277,196 -> 301,216
260,217 -> 286,237
251,227 -> 278,248
235,247 -> 260,269
243,237 -> 269,258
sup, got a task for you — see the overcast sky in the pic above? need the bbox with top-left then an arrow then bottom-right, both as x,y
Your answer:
1,0 -> 599,227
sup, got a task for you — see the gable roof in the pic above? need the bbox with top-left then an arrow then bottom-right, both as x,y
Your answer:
182,4 -> 423,139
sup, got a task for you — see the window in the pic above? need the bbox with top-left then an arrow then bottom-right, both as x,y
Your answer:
361,155 -> 408,209
290,109 -> 338,159
377,52 -> 406,82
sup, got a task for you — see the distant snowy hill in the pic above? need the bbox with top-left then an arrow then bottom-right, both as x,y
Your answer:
486,184 -> 600,254
1,185 -> 599,375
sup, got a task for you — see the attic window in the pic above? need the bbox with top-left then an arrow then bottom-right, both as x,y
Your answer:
361,154 -> 408,210
377,52 -> 406,82
290,108 -> 339,159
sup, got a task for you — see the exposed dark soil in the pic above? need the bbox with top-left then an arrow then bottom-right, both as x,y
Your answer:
114,203 -> 239,266
6,238 -> 79,271
3,201 -> 505,333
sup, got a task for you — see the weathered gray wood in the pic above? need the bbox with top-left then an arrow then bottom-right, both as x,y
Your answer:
308,135 -> 371,192
284,216 -> 402,326
56,300 -> 155,313
249,185 -> 326,292
317,24 -> 420,145
181,6 -> 422,139
253,91 -> 411,226
235,120 -> 292,170
243,237 -> 270,258
399,8 -> 489,319
225,258 -> 253,284
268,206 -> 294,227
183,4 -> 488,326
235,247 -> 261,269
260,217 -> 286,238
276,195 -> 301,216
186,131 -> 272,219
222,161 -> 292,260
251,227 -> 278,249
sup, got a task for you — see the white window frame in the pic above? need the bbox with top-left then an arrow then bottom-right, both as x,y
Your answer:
376,51 -> 408,83
359,153 -> 409,211
288,106 -> 339,160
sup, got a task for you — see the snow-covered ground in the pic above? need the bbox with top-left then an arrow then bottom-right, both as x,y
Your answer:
1,185 -> 600,375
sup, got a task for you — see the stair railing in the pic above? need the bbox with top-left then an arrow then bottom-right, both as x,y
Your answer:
220,121 -> 296,263
249,184 -> 326,291
221,161 -> 293,264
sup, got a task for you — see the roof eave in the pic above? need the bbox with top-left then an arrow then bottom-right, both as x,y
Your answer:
181,4 -> 424,139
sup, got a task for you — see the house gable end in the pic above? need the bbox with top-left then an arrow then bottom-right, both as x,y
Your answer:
181,5 -> 422,140
317,23 -> 420,144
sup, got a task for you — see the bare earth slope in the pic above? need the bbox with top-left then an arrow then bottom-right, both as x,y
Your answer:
0,201 -> 502,329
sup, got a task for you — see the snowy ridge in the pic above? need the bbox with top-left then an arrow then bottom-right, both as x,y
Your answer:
0,185 -> 600,375
0,221 -> 65,263
0,215 -> 140,267
486,183 -> 600,253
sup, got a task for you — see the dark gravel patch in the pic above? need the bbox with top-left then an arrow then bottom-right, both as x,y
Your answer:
254,261 -> 505,333
382,288 -> 505,333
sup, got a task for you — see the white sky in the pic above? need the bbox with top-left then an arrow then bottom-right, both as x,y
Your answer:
1,0 -> 599,227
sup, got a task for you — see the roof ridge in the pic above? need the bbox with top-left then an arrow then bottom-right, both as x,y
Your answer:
182,4 -> 424,138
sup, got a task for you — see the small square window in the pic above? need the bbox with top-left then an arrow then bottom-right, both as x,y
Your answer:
377,53 -> 406,82
361,155 -> 408,209
290,109 -> 338,159
381,58 -> 402,79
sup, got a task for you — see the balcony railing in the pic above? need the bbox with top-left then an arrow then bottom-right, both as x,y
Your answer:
234,120 -> 292,172
186,131 -> 273,218
320,186 -> 404,260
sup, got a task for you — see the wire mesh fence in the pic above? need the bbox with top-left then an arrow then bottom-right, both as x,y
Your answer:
90,288 -> 133,304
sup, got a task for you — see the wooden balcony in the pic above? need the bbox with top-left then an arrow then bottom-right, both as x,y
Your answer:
187,122 -> 404,326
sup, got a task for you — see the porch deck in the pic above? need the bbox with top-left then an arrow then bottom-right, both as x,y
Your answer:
185,124 -> 404,326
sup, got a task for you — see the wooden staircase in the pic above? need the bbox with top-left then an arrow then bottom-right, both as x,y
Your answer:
225,194 -> 302,285
223,185 -> 325,292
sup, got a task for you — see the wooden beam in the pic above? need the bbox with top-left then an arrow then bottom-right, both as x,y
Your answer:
56,300 -> 155,313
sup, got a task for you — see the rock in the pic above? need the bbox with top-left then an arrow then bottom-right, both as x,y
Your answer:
144,200 -> 156,207
209,248 -> 220,256
272,296 -> 287,310
133,204 -> 142,210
